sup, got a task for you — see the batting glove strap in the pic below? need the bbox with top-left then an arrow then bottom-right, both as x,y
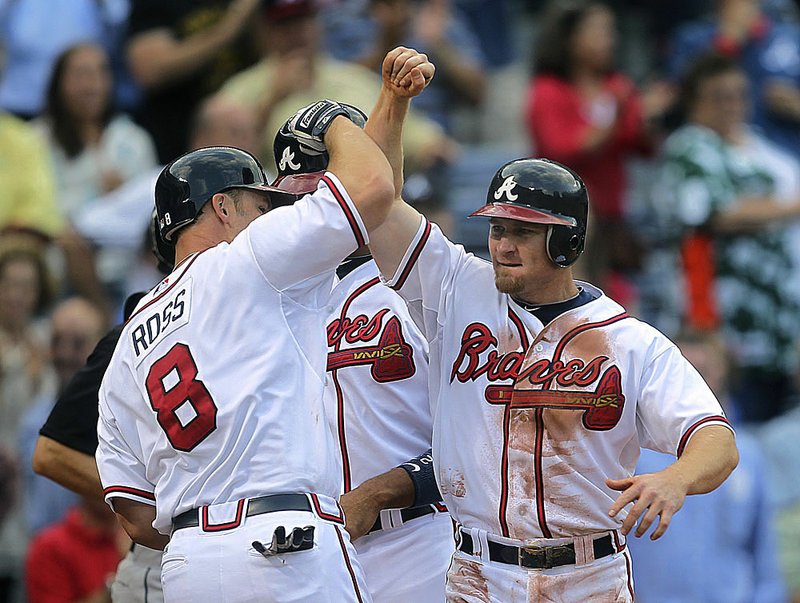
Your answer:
286,100 -> 351,155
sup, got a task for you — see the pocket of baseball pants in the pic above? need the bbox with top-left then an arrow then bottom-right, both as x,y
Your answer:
161,554 -> 187,576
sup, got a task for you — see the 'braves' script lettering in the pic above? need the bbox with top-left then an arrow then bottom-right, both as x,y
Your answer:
450,322 -> 608,388
327,308 -> 390,347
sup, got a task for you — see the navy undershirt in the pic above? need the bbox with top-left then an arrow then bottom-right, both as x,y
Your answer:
336,254 -> 372,279
512,287 -> 598,325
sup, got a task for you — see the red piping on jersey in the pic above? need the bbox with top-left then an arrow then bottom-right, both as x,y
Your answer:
508,308 -> 530,350
200,499 -> 245,532
321,174 -> 366,249
126,251 -> 205,323
612,528 -> 635,597
549,313 -> 630,381
103,485 -> 155,501
498,406 -> 512,537
533,408 -> 550,537
331,373 -> 352,491
676,415 -> 730,457
330,276 -> 381,492
623,548 -> 635,599
497,307 -> 530,537
310,493 -> 345,524
334,525 -> 365,603
612,529 -> 623,552
391,219 -> 431,291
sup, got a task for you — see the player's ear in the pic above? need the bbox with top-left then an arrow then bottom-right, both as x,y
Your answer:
211,193 -> 230,221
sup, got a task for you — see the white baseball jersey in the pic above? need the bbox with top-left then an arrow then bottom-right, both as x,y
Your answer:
96,172 -> 366,534
326,258 -> 453,602
326,259 -> 433,491
384,219 -> 733,541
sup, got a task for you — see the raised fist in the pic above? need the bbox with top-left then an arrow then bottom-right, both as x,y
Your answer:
382,46 -> 435,98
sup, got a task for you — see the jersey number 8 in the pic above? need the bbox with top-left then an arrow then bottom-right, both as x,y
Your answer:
145,343 -> 218,451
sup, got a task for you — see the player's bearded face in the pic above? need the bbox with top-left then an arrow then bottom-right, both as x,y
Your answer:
494,271 -> 525,295
488,219 -> 549,296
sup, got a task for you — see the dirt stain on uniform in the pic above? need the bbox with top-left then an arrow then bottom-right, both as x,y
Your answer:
566,328 -> 613,369
442,468 -> 467,498
508,409 -> 537,454
447,557 -> 490,603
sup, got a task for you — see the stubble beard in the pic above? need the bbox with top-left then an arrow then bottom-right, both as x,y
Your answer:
494,271 -> 525,295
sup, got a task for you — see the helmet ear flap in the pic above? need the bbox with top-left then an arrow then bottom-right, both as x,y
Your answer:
546,225 -> 585,268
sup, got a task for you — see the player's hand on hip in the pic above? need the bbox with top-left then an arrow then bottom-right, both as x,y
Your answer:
382,46 -> 435,98
606,470 -> 689,541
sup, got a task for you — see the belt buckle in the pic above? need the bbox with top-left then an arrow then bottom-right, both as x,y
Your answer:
519,544 -> 546,568
520,544 -> 572,569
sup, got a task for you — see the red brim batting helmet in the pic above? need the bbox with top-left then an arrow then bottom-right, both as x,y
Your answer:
471,158 -> 588,267
469,203 -> 577,226
271,171 -> 325,195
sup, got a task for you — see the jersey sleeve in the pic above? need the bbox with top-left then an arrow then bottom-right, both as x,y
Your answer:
381,219 -> 477,341
96,372 -> 155,508
635,334 -> 733,456
245,171 -> 368,292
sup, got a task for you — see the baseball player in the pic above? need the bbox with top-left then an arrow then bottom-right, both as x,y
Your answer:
335,47 -> 739,601
273,117 -> 454,602
95,97 -> 397,601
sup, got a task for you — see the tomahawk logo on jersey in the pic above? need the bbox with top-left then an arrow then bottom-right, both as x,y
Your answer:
326,308 -> 415,382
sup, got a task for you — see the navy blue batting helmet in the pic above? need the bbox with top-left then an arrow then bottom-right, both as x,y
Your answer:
471,158 -> 588,267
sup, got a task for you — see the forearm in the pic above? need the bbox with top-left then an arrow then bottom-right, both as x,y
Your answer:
669,425 -> 738,495
32,436 -> 104,501
582,123 -> 617,154
113,498 -> 169,550
712,197 -> 800,232
77,587 -> 112,603
326,116 -> 394,229
353,467 -> 415,511
365,87 -> 411,198
128,17 -> 243,90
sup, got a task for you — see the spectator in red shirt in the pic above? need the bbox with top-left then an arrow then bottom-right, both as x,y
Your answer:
24,497 -> 124,603
525,0 -> 671,301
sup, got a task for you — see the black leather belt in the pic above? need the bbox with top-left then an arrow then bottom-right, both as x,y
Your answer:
368,505 -> 436,533
458,530 -> 616,569
172,494 -> 311,532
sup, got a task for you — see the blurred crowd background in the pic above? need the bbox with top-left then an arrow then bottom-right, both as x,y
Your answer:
1,0 -> 800,601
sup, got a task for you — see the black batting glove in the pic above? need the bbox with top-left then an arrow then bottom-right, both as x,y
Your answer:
252,525 -> 315,558
286,100 -> 351,156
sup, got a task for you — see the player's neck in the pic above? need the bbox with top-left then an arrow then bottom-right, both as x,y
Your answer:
516,273 -> 579,306
174,230 -> 220,265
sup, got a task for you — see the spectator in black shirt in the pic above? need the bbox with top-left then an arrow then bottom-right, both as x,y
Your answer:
126,0 -> 260,162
